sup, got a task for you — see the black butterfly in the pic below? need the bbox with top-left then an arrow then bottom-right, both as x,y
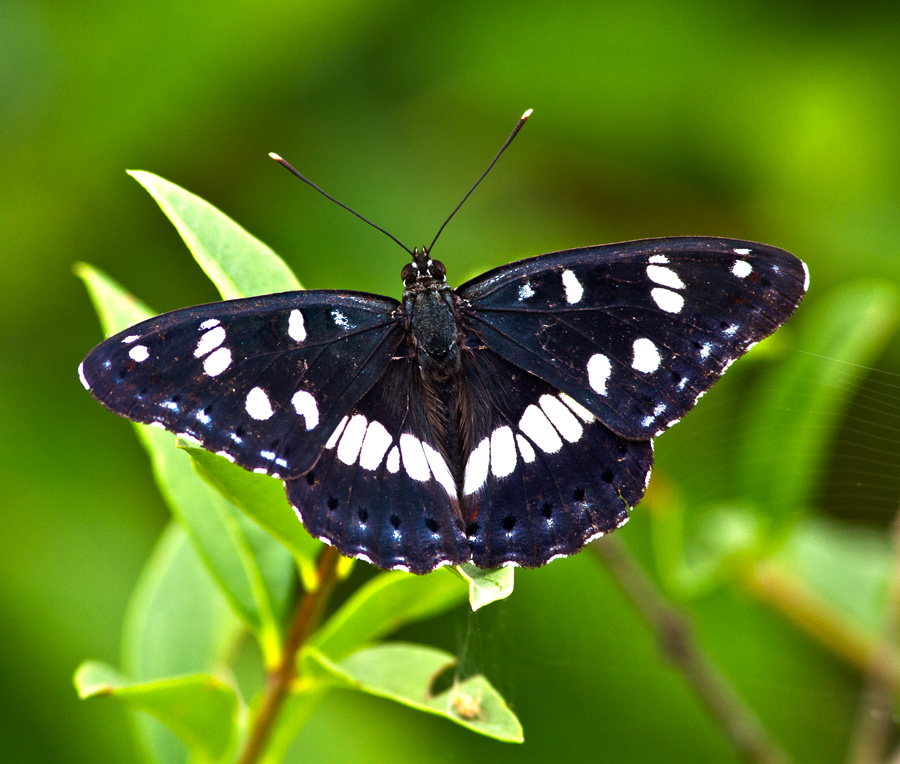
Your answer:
79,115 -> 809,574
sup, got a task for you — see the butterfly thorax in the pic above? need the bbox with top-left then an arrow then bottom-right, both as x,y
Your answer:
401,249 -> 472,494
401,250 -> 461,379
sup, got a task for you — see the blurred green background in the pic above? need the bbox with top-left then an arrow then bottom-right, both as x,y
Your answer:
3,2 -> 900,762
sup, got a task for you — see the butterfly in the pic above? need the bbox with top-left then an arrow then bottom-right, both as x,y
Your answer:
79,112 -> 809,574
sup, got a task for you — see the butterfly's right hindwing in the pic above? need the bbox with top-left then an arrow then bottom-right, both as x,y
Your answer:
80,290 -> 405,478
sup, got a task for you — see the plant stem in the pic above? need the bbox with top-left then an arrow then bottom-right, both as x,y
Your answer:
743,562 -> 900,685
591,537 -> 792,764
236,546 -> 341,764
846,512 -> 900,764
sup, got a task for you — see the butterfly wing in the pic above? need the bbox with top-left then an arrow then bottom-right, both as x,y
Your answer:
285,354 -> 471,574
458,348 -> 652,569
457,237 -> 808,440
80,290 -> 405,478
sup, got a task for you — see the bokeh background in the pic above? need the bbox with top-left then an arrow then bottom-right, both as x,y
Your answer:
4,2 -> 900,763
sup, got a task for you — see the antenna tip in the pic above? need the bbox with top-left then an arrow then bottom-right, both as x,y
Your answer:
521,108 -> 533,120
268,152 -> 283,161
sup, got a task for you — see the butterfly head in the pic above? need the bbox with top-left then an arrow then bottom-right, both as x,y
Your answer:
402,247 -> 447,290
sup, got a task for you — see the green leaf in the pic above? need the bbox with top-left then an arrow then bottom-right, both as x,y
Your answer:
129,170 -> 301,299
74,661 -> 238,764
141,426 -> 288,660
454,564 -> 515,611
77,266 -> 292,664
773,517 -> 893,636
74,261 -> 155,333
121,522 -> 242,764
652,500 -> 765,598
310,571 -> 466,661
185,445 -> 321,591
252,687 -> 329,764
307,644 -> 523,743
737,280 -> 900,521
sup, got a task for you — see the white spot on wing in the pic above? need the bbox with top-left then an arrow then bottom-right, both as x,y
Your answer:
78,362 -> 90,390
490,426 -> 517,478
422,442 -> 456,496
359,420 -> 392,470
199,319 -> 220,330
731,260 -> 753,278
216,450 -> 235,462
561,269 -> 584,304
519,405 -> 563,453
194,326 -> 226,358
288,309 -> 306,342
122,334 -> 140,344
646,265 -> 685,290
651,287 -> 684,313
325,416 -> 348,449
245,387 -> 274,420
801,261 -> 810,291
399,433 -> 431,482
733,248 -> 751,255
515,434 -> 536,463
463,437 -> 490,495
291,390 -> 319,430
632,338 -> 661,373
129,345 -> 150,362
337,414 -> 367,465
518,282 -> 535,300
559,393 -> 594,422
386,445 -> 400,473
331,310 -> 350,328
587,353 -> 612,395
203,346 -> 232,376
539,395 -> 583,442
648,255 -> 669,264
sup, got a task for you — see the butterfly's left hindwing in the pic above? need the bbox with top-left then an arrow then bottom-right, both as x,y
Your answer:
285,356 -> 471,574
80,290 -> 404,478
458,237 -> 808,440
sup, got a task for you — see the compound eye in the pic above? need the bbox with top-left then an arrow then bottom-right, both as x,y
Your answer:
401,262 -> 417,285
430,259 -> 446,279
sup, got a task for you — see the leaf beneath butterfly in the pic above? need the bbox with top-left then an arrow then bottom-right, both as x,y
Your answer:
304,643 -> 523,743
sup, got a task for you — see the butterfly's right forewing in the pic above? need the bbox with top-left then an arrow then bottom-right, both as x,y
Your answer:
80,290 -> 405,478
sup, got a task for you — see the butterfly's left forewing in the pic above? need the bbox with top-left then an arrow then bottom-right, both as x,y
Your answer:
80,290 -> 405,478
458,237 -> 808,441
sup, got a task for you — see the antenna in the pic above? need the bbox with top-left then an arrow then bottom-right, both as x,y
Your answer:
269,152 -> 414,256
269,108 -> 532,259
427,108 -> 532,254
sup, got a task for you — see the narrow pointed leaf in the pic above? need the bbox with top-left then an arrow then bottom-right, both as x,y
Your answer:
74,661 -> 238,764
185,445 -> 320,590
737,281 -> 900,519
310,571 -> 466,661
128,170 -> 301,299
78,266 -> 290,662
121,523 -> 241,764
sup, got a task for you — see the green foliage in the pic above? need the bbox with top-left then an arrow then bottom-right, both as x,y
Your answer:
74,660 -> 240,764
74,174 -> 521,762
